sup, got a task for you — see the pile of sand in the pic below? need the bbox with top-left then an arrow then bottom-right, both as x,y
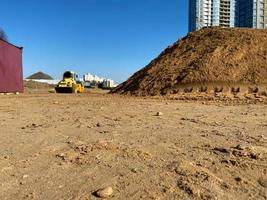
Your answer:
112,27 -> 267,96
27,71 -> 53,80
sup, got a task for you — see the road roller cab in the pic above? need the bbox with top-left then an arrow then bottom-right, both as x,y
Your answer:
55,71 -> 84,93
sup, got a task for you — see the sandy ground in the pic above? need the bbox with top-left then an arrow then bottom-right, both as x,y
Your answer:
0,91 -> 267,200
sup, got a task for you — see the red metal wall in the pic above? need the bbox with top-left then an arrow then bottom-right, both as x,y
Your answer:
0,39 -> 23,93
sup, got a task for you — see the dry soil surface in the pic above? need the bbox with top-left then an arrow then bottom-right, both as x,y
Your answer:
0,92 -> 267,200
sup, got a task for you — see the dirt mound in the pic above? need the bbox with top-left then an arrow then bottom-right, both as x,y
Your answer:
112,27 -> 267,96
24,80 -> 54,89
27,71 -> 53,80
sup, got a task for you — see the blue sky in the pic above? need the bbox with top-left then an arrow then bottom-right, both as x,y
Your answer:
0,0 -> 188,83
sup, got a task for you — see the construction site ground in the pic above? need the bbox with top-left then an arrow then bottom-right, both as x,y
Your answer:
0,90 -> 267,200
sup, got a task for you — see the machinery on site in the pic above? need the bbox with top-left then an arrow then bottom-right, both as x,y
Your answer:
55,71 -> 85,93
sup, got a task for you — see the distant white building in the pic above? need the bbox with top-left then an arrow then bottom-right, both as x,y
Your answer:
83,73 -> 104,83
83,73 -> 117,88
102,79 -> 117,88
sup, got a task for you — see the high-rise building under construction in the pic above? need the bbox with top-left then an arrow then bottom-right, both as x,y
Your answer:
189,0 -> 267,31
236,0 -> 267,29
189,0 -> 236,32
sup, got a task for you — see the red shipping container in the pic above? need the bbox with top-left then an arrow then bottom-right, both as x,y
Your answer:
0,39 -> 23,93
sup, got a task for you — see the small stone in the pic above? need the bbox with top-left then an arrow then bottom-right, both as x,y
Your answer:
22,175 -> 29,179
260,135 -> 267,140
131,168 -> 138,173
250,152 -> 261,160
31,123 -> 38,128
96,123 -> 101,127
99,130 -> 109,134
156,112 -> 163,116
95,186 -> 113,198
19,181 -> 26,185
235,144 -> 245,151
258,177 -> 267,188
235,176 -> 242,182
56,153 -> 65,160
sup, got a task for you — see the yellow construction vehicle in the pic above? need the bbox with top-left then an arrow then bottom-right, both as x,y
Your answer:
55,71 -> 85,93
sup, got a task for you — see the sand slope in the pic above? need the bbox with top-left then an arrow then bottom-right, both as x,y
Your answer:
113,28 -> 267,96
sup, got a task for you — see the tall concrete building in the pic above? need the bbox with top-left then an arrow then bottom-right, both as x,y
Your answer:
189,0 -> 236,32
236,0 -> 267,29
189,0 -> 267,31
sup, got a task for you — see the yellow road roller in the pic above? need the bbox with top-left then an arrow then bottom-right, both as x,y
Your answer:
55,71 -> 85,93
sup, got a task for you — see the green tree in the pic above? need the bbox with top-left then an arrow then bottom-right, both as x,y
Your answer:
0,28 -> 8,42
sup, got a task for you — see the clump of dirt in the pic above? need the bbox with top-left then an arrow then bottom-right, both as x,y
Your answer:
112,27 -> 267,96
171,160 -> 232,199
55,140 -> 119,165
55,139 -> 152,166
